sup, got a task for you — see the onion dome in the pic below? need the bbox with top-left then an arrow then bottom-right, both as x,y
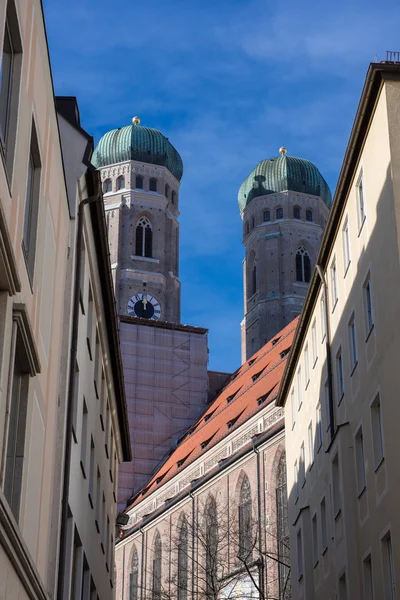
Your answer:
92,117 -> 183,182
238,148 -> 332,212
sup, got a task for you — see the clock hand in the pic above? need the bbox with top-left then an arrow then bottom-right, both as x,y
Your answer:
142,298 -> 148,309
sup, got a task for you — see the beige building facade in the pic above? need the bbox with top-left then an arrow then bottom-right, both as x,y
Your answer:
277,61 -> 400,600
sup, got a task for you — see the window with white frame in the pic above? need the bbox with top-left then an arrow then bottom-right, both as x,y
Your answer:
297,367 -> 303,410
300,443 -> 306,486
291,388 -> 296,429
332,453 -> 341,517
357,170 -> 366,231
320,497 -> 327,551
304,344 -> 310,387
336,347 -> 344,402
331,257 -> 338,308
312,514 -> 318,566
355,426 -> 366,495
371,394 -> 384,468
297,529 -> 303,580
348,313 -> 358,371
363,273 -> 374,335
325,380 -> 331,433
23,120 -> 41,281
382,532 -> 396,600
342,218 -> 351,272
321,294 -> 327,341
312,320 -> 318,365
308,421 -> 314,467
294,461 -> 299,501
316,403 -> 322,450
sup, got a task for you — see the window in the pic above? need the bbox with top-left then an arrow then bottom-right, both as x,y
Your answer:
355,427 -> 366,495
304,345 -> 310,387
312,514 -> 318,566
320,497 -> 327,551
296,246 -> 311,283
275,454 -> 290,597
357,171 -> 365,230
276,207 -> 283,220
363,555 -> 374,600
363,274 -> 374,335
294,461 -> 299,501
116,175 -> 125,190
382,533 -> 396,600
205,496 -> 218,598
238,476 -> 252,560
88,437 -> 95,508
339,573 -> 348,600
316,403 -> 322,449
252,264 -> 257,295
95,468 -> 101,532
321,294 -> 327,340
348,314 -> 358,371
149,178 -> 157,192
325,380 -> 331,433
332,454 -> 341,517
331,258 -> 338,307
342,219 -> 350,271
300,443 -> 306,486
251,215 -> 255,229
165,183 -> 169,198
312,320 -> 318,365
0,0 -> 22,176
177,517 -> 188,600
23,120 -> 41,280
371,394 -> 384,468
336,348 -> 344,402
263,210 -> 270,222
171,190 -> 176,204
80,398 -> 88,477
297,529 -> 303,580
306,209 -> 313,222
152,531 -> 162,600
297,367 -> 302,410
293,206 -> 301,219
135,175 -> 143,189
135,217 -> 153,258
291,388 -> 296,429
308,421 -> 314,467
103,178 -> 112,193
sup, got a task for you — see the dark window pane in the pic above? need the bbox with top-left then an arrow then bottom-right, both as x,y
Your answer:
135,225 -> 143,256
304,254 -> 311,282
276,208 -> 283,220
145,228 -> 152,258
136,176 -> 143,189
150,179 -> 157,192
296,254 -> 303,282
293,206 -> 300,219
264,210 -> 270,222
306,209 -> 313,222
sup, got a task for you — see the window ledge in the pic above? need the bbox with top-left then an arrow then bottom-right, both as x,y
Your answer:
334,508 -> 342,521
322,546 -> 328,556
350,362 -> 358,377
309,461 -> 314,472
344,261 -> 351,278
358,216 -> 366,237
337,392 -> 344,406
131,255 -> 159,264
365,324 -> 374,343
313,357 -> 318,369
313,559 -> 319,569
374,456 -> 384,473
305,379 -> 310,391
331,298 -> 338,313
357,485 -> 366,500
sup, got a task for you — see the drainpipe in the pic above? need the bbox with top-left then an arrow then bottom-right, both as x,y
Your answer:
252,438 -> 265,600
316,264 -> 335,441
190,491 -> 195,600
57,171 -> 101,600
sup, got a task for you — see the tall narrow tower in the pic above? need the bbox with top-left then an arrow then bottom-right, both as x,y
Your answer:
239,148 -> 332,361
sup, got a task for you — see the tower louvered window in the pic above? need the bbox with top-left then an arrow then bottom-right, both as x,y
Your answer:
150,178 -> 157,192
293,206 -> 301,219
238,475 -> 252,560
205,496 -> 218,598
296,246 -> 311,283
152,531 -> 162,600
135,217 -> 153,258
103,178 -> 112,193
306,209 -> 313,222
276,207 -> 283,220
178,518 -> 188,600
130,546 -> 139,600
135,175 -> 143,189
276,454 -> 291,599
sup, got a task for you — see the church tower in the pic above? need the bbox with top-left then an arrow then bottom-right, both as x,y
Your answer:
239,148 -> 331,361
92,116 -> 182,323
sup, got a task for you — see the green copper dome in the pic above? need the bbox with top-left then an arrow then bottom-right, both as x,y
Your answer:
238,152 -> 332,212
92,119 -> 183,181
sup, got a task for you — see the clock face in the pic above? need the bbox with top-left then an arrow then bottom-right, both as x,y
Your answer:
127,293 -> 161,321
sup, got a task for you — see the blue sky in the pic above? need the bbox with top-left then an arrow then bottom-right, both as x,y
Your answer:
44,0 -> 400,373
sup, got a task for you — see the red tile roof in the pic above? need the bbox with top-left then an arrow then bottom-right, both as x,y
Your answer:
126,317 -> 299,510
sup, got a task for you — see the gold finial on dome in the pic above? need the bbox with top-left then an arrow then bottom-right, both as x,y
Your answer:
279,146 -> 287,155
132,116 -> 141,125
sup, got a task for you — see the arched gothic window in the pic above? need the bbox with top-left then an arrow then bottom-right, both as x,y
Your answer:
252,264 -> 257,296
103,179 -> 112,193
238,475 -> 252,560
205,496 -> 218,598
276,207 -> 283,220
276,453 -> 291,599
117,175 -> 125,190
263,210 -> 270,222
152,531 -> 162,600
130,546 -> 139,600
293,206 -> 301,219
165,184 -> 170,198
150,178 -> 157,192
135,217 -> 153,258
171,190 -> 176,204
306,209 -> 313,222
177,517 -> 188,600
296,246 -> 311,283
135,175 -> 143,189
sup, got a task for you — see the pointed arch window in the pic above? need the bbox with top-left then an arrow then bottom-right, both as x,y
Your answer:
165,184 -> 169,198
276,207 -> 283,220
293,206 -> 301,219
116,175 -> 125,190
306,209 -> 313,222
178,517 -> 188,600
150,178 -> 157,192
276,453 -> 291,599
135,217 -> 153,258
152,531 -> 162,600
205,496 -> 218,597
135,175 -> 143,189
263,210 -> 270,222
103,178 -> 112,193
238,475 -> 252,560
252,264 -> 257,296
130,546 -> 139,600
296,246 -> 311,283
171,190 -> 176,204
